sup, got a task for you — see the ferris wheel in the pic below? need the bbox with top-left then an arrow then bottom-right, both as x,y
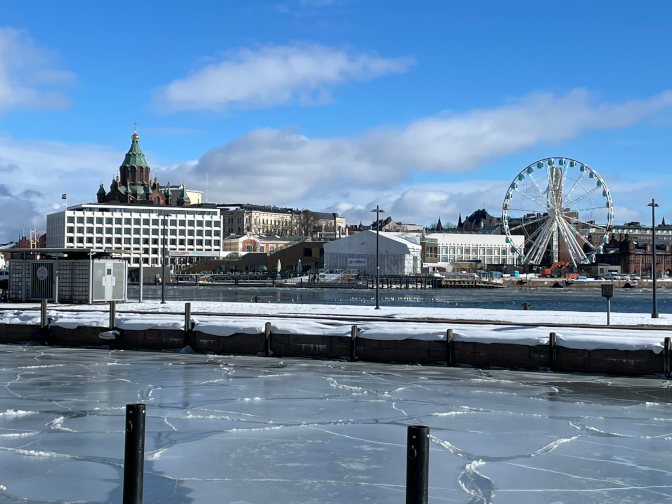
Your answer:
502,157 -> 613,267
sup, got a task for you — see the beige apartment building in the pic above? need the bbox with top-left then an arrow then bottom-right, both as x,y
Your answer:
218,204 -> 347,238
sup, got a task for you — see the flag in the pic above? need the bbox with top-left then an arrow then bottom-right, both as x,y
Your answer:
62,194 -> 67,199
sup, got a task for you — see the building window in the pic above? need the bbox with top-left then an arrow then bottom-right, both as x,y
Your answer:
76,236 -> 84,243
143,229 -> 149,235
188,220 -> 195,227
86,237 -> 93,244
179,239 -> 185,246
269,245 -> 275,251
77,217 -> 84,224
170,239 -> 176,245
115,238 -> 122,245
179,220 -> 186,226
197,221 -> 203,227
86,217 -> 94,224
67,237 -> 74,243
86,227 -> 94,234
67,216 -> 74,224
133,238 -> 140,244
124,228 -> 131,235
152,248 -> 159,255
170,229 -> 177,236
143,238 -> 149,245
170,219 -> 177,226
115,218 -> 122,225
214,240 -> 220,247
96,217 -> 103,224
188,239 -> 194,246
77,227 -> 84,233
124,218 -> 131,225
152,229 -> 159,236
152,219 -> 159,226
259,245 -> 265,252
205,239 -> 211,246
96,237 -> 103,244
188,229 -> 194,236
134,218 -> 141,225
205,221 -> 212,227
133,228 -> 140,235
124,238 -> 131,245
105,237 -> 112,244
178,229 -> 186,236
205,230 -> 212,237
143,219 -> 150,226
115,228 -> 122,235
67,226 -> 74,233
196,239 -> 203,246
246,245 -> 253,252
152,238 -> 158,245
196,230 -> 203,236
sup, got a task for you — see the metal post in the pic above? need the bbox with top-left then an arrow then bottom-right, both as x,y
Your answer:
161,213 -> 167,304
109,301 -> 116,330
549,332 -> 557,371
40,299 -> 47,329
664,336 -> 670,378
350,325 -> 357,361
21,252 -> 26,302
606,297 -> 611,326
406,425 -> 430,504
54,257 -> 59,304
649,199 -> 659,318
445,329 -> 453,366
138,262 -> 143,303
123,403 -> 146,504
376,206 -> 380,309
264,322 -> 272,356
185,302 -> 191,333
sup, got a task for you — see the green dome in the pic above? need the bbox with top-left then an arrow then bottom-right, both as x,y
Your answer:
121,130 -> 149,168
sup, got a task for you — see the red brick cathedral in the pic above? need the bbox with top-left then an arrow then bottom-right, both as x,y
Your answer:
96,128 -> 191,206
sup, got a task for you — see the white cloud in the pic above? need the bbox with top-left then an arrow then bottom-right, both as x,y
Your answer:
0,135 -> 124,242
0,27 -> 74,112
159,88 -> 672,211
152,43 -> 414,112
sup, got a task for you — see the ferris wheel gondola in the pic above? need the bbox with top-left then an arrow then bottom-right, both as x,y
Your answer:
502,157 -> 613,267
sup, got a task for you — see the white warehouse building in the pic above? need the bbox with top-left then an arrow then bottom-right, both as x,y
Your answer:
46,203 -> 223,267
324,231 -> 422,275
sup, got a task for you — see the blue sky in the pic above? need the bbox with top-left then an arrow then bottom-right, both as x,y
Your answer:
0,0 -> 671,241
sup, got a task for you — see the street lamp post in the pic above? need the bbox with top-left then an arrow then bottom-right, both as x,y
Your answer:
648,199 -> 659,318
161,211 -> 168,304
370,205 -> 385,310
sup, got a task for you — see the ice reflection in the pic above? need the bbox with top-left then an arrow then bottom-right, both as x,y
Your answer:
0,346 -> 671,503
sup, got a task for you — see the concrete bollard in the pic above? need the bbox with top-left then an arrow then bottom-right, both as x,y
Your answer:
445,329 -> 453,367
549,332 -> 557,371
40,299 -> 47,329
109,301 -> 116,330
664,337 -> 671,378
350,325 -> 358,361
406,425 -> 430,504
123,403 -> 146,504
264,322 -> 272,356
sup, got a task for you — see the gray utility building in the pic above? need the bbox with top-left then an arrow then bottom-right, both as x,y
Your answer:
324,231 -> 422,275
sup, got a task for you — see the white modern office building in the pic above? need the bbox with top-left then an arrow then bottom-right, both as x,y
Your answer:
46,203 -> 222,267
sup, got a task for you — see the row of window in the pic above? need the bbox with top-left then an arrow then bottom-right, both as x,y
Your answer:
67,216 -> 218,227
66,236 -> 220,248
440,256 -> 514,264
66,226 -> 221,237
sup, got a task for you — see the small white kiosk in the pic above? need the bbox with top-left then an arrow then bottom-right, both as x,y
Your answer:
8,248 -> 127,304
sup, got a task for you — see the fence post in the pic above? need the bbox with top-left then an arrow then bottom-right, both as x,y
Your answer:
406,425 -> 429,504
109,301 -> 116,330
445,329 -> 453,367
665,336 -> 671,378
265,322 -> 272,356
350,325 -> 357,361
549,332 -> 557,371
40,298 -> 47,329
123,403 -> 146,504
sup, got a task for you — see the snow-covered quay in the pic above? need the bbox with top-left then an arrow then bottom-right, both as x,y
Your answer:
1,346 -> 672,503
0,301 -> 671,375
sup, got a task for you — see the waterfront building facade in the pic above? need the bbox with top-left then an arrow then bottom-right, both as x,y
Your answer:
46,203 -> 222,267
420,233 -> 525,270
